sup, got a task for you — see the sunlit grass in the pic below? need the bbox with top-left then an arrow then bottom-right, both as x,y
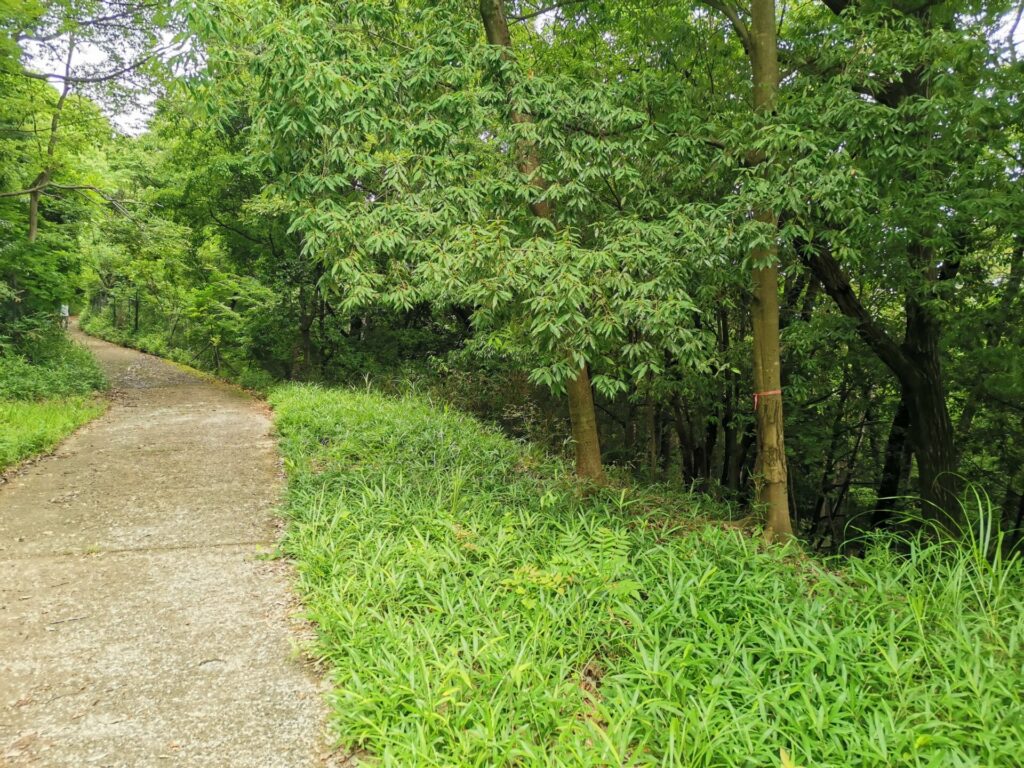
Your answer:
0,396 -> 106,470
271,383 -> 1024,768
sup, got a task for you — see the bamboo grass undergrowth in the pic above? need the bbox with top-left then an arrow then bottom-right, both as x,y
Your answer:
271,384 -> 1024,768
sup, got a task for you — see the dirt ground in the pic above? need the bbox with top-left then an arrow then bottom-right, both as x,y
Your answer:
0,327 -> 336,767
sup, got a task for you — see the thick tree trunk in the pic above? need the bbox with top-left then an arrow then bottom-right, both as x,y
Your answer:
903,297 -> 961,529
748,0 -> 792,539
905,375 -> 960,528
479,0 -> 604,482
811,2 -> 967,532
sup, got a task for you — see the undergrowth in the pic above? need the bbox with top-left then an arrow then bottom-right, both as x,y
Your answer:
0,320 -> 107,469
271,384 -> 1024,768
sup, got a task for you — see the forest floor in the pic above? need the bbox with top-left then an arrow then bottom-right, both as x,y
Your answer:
0,324 -> 336,767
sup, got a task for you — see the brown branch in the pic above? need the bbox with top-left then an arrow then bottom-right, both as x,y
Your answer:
799,239 -> 914,381
701,0 -> 752,54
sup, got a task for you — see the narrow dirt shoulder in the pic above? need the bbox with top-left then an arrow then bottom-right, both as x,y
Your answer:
0,327 -> 329,767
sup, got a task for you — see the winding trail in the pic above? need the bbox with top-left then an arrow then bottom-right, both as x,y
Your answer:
0,326 -> 331,766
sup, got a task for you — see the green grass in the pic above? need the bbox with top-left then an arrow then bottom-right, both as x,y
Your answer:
271,384 -> 1024,768
0,396 -> 106,470
0,330 -> 108,470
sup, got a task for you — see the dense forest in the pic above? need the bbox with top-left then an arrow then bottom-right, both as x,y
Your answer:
3,1 -> 1024,765
5,0 -> 1023,548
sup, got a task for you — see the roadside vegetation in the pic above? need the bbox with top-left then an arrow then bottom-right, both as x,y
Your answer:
273,384 -> 1023,767
0,319 -> 106,470
4,1 -> 1024,765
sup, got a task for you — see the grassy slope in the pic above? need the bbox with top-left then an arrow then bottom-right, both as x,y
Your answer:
0,336 -> 107,471
271,384 -> 1023,768
0,397 -> 106,469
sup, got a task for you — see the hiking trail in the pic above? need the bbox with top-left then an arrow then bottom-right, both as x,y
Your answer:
0,325 -> 334,767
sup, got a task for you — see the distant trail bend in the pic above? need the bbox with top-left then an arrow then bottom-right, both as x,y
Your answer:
0,324 -> 333,767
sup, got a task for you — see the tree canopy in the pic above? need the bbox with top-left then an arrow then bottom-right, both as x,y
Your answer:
2,0 -> 1023,548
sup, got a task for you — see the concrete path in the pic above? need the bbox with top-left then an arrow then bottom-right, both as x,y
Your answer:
0,327 -> 332,766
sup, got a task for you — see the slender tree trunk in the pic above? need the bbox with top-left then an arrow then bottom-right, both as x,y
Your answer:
27,172 -> 48,243
873,393 -> 910,528
811,375 -> 849,537
671,398 -> 692,482
478,0 -> 604,482
644,396 -> 658,475
26,38 -> 74,242
566,365 -> 603,480
721,412 -> 739,489
748,0 -> 792,538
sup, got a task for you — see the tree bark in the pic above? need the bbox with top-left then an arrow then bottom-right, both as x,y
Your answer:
872,392 -> 910,528
27,172 -> 48,242
902,294 -> 961,527
478,0 -> 604,482
748,0 -> 792,539
808,0 -> 965,532
566,365 -> 603,480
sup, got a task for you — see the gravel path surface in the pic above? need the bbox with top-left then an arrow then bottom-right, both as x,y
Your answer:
0,326 -> 334,767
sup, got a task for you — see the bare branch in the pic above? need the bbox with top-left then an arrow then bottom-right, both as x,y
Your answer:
510,1 -> 588,23
701,0 -> 753,54
18,43 -> 175,85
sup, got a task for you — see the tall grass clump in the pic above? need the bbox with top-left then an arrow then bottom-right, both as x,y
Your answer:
271,384 -> 1024,768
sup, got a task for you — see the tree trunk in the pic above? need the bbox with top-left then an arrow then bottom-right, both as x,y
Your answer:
811,375 -> 849,536
27,179 -> 45,243
644,396 -> 659,476
478,0 -> 604,482
905,376 -> 960,528
872,393 -> 910,528
903,297 -> 961,529
26,40 -> 73,242
566,366 -> 603,480
748,0 -> 792,539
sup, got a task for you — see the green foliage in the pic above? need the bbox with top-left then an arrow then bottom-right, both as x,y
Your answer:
0,316 -> 106,399
0,343 -> 105,400
272,385 -> 1024,767
0,317 -> 106,469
